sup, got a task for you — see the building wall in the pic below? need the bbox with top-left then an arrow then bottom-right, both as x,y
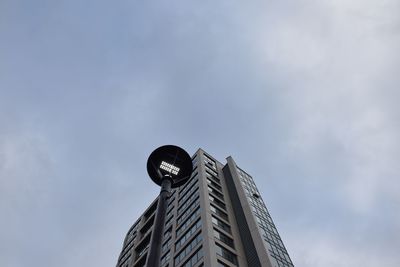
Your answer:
116,148 -> 293,267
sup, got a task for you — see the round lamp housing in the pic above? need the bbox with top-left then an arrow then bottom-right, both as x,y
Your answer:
147,145 -> 193,188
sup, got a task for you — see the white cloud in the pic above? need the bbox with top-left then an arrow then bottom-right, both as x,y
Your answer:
0,131 -> 54,205
290,230 -> 400,267
238,0 -> 400,214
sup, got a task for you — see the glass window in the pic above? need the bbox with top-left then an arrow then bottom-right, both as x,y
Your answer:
165,215 -> 174,227
209,195 -> 226,210
214,229 -> 234,249
175,233 -> 203,265
179,176 -> 197,198
179,172 -> 198,193
208,185 -> 224,200
162,236 -> 172,253
181,247 -> 203,267
118,252 -> 131,267
204,154 -> 217,170
164,225 -> 172,238
176,219 -> 202,250
177,198 -> 200,225
207,178 -> 222,191
203,153 -> 216,163
206,170 -> 221,183
136,245 -> 148,258
178,194 -> 199,215
215,243 -> 238,266
210,204 -> 229,221
179,181 -> 199,205
160,251 -> 170,266
176,207 -> 201,236
205,166 -> 218,176
211,216 -> 231,234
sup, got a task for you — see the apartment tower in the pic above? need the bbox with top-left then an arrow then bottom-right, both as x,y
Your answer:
116,148 -> 294,267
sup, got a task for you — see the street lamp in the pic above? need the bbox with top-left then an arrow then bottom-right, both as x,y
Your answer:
146,145 -> 193,267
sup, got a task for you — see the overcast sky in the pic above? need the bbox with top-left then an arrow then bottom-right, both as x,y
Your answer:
1,0 -> 399,266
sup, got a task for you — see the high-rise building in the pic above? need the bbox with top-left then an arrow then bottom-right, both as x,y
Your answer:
116,148 -> 294,267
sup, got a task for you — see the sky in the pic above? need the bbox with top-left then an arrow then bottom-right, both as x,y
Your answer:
0,0 -> 399,266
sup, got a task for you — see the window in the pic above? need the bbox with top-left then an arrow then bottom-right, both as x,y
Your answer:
176,199 -> 200,224
140,215 -> 154,235
132,254 -> 146,267
179,176 -> 198,198
165,215 -> 174,227
135,233 -> 150,260
210,204 -> 228,221
178,194 -> 199,215
176,207 -> 201,236
203,154 -> 217,170
203,153 -> 216,164
181,247 -> 203,267
164,225 -> 172,238
215,243 -> 238,266
166,207 -> 174,217
205,162 -> 217,170
209,195 -> 226,210
177,198 -> 200,224
121,237 -> 135,255
143,201 -> 158,219
136,245 -> 148,259
212,216 -> 231,234
126,220 -> 139,242
214,229 -> 234,249
176,219 -> 202,250
118,253 -> 131,267
205,166 -> 218,176
208,185 -> 224,200
160,251 -> 170,266
162,237 -> 172,253
206,170 -> 220,183
175,233 -> 203,265
179,181 -> 199,205
204,154 -> 217,170
207,178 -> 222,191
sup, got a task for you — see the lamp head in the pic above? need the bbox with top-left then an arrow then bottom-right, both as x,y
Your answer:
147,145 -> 193,188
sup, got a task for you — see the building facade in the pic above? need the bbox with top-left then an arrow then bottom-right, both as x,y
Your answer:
116,149 -> 294,267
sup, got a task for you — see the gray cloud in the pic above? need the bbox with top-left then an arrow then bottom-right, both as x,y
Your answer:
1,0 -> 399,266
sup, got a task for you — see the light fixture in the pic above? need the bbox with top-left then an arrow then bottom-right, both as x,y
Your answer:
146,145 -> 193,267
147,145 -> 192,188
160,161 -> 180,175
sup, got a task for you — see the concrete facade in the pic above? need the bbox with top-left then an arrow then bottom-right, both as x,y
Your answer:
116,148 -> 294,267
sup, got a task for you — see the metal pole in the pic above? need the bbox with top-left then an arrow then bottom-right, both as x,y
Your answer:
146,176 -> 172,267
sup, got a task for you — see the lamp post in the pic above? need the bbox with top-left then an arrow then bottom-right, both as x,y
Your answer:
146,145 -> 193,267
